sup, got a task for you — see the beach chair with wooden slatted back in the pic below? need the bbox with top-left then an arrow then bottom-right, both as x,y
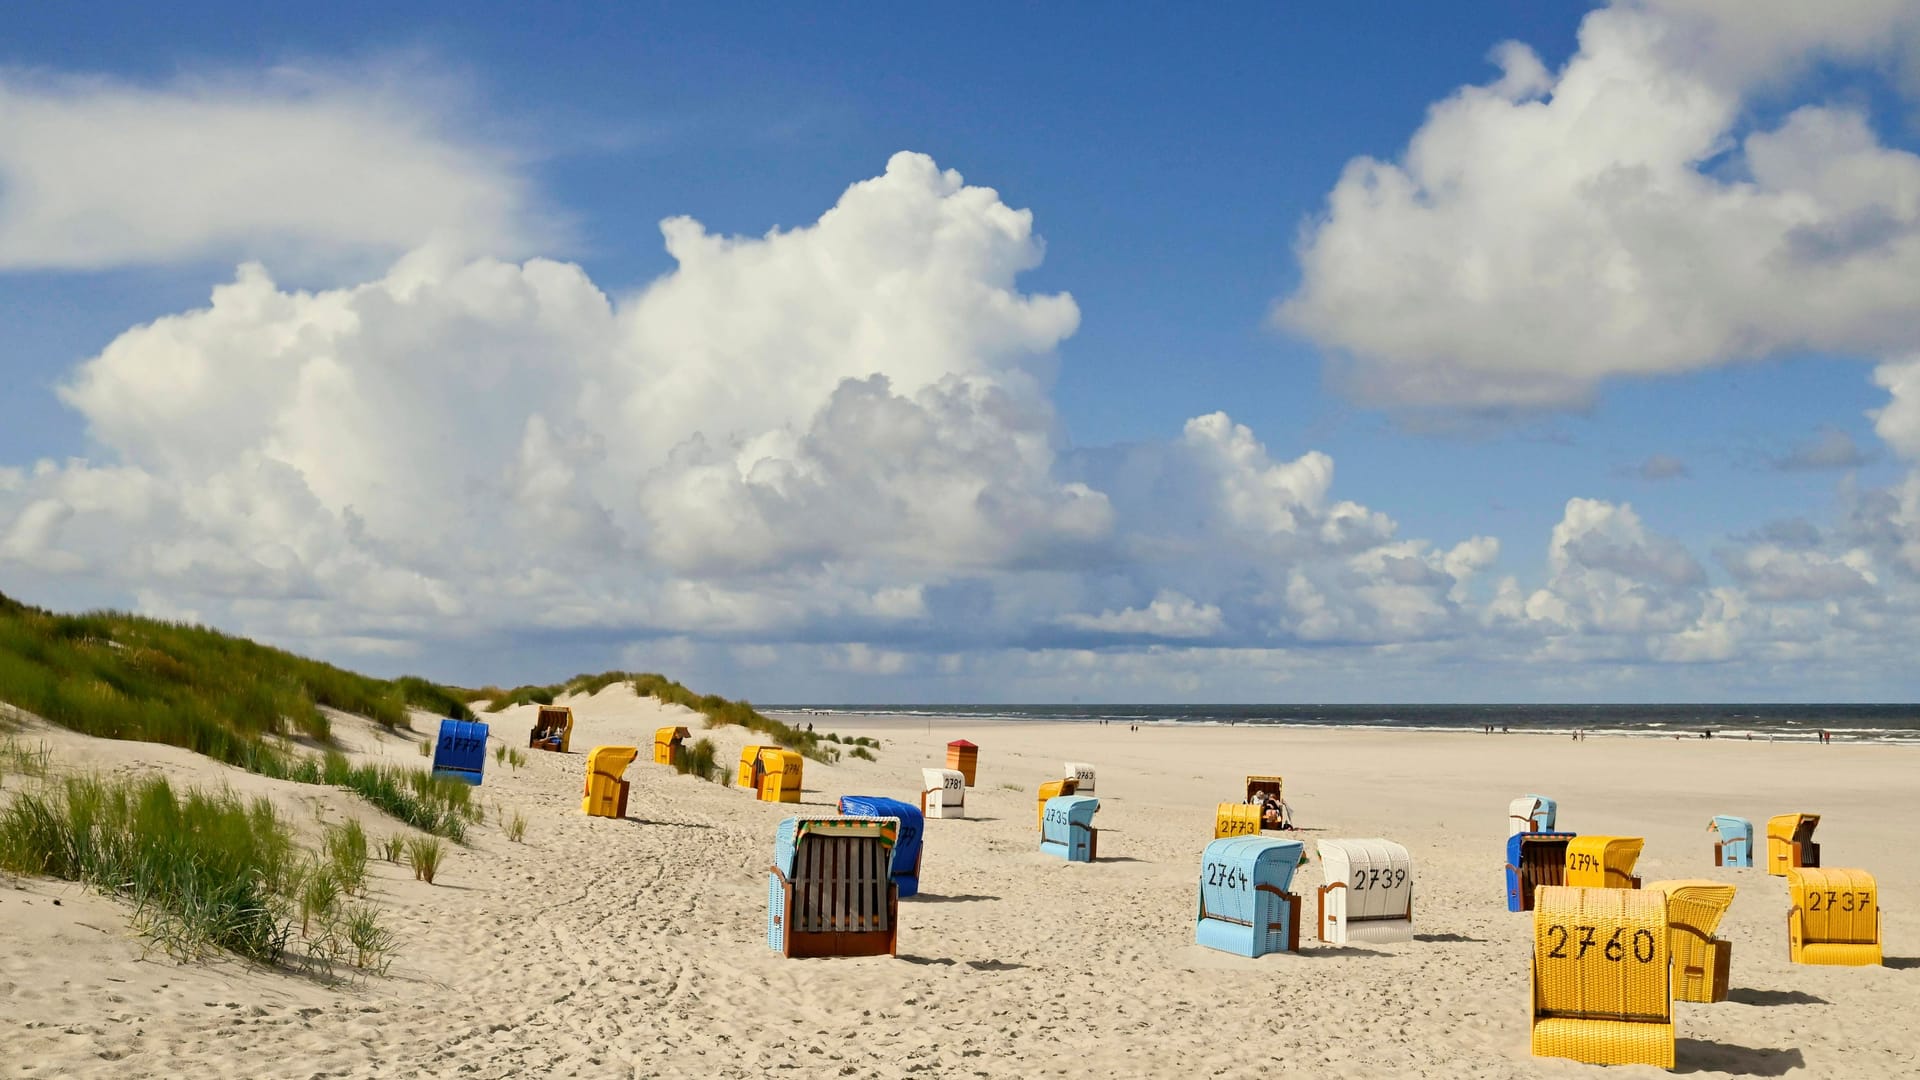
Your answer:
1766,813 -> 1820,876
1565,836 -> 1644,890
1786,867 -> 1882,966
1040,795 -> 1099,862
1214,802 -> 1261,839
1506,831 -> 1576,912
1034,777 -> 1078,830
1195,836 -> 1305,957
1646,879 -> 1737,1002
1509,794 -> 1557,835
1708,815 -> 1754,868
528,705 -> 573,752
1064,761 -> 1096,793
653,725 -> 689,768
581,745 -> 639,819
1530,885 -> 1674,1068
838,796 -> 923,898
767,816 -> 900,958
920,767 -> 966,819
1316,838 -> 1414,945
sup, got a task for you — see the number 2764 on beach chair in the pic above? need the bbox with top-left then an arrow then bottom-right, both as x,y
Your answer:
767,817 -> 900,959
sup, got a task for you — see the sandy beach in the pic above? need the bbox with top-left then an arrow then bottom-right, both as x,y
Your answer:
2,685 -> 1914,1078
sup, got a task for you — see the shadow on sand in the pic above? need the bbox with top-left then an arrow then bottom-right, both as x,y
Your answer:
1675,1039 -> 1804,1076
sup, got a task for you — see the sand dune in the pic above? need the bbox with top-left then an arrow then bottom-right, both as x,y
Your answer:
2,687 -> 1914,1077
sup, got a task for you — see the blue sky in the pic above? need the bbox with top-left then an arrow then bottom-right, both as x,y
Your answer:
5,2 -> 1920,702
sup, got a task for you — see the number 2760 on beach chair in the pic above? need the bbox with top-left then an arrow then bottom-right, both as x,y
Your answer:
1531,885 -> 1674,1069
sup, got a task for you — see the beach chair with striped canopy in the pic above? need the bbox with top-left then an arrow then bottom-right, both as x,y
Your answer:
581,745 -> 639,818
1509,794 -> 1557,835
1565,836 -> 1643,890
1766,813 -> 1820,876
1195,836 -> 1304,957
1506,831 -> 1576,912
1647,879 -> 1737,1002
767,816 -> 900,958
837,796 -> 923,898
1317,838 -> 1414,945
920,767 -> 966,819
1530,885 -> 1674,1068
1708,815 -> 1754,868
1040,795 -> 1099,862
1786,867 -> 1882,966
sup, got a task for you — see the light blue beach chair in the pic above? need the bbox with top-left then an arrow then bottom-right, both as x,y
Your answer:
837,795 -> 924,898
1039,795 -> 1099,862
1195,836 -> 1305,957
1709,815 -> 1754,868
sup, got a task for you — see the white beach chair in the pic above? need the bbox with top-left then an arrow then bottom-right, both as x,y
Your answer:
1316,838 -> 1414,945
1064,761 -> 1096,793
920,767 -> 966,819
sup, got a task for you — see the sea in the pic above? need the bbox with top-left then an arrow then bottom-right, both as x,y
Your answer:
764,703 -> 1920,744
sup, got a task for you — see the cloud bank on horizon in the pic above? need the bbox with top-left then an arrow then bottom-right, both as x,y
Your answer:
6,1 -> 1920,700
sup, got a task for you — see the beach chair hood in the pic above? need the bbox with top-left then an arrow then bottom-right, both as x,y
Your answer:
837,796 -> 924,898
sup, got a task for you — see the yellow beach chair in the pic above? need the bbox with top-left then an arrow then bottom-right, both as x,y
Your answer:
1214,802 -> 1261,839
737,745 -> 770,789
581,745 -> 638,818
1565,836 -> 1643,889
1035,777 -> 1078,830
652,725 -> 689,767
757,749 -> 803,803
1647,879 -> 1736,1002
1786,867 -> 1881,966
1766,813 -> 1820,876
1530,886 -> 1674,1069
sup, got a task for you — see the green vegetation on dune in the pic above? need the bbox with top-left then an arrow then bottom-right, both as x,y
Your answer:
0,591 -> 475,838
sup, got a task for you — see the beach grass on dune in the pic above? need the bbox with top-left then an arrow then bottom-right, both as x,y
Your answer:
0,773 -> 299,963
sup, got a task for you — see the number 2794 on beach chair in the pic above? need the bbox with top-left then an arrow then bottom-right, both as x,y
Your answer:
767,817 -> 900,959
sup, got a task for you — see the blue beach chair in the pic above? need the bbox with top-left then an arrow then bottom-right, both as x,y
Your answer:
768,816 -> 899,958
1039,795 -> 1099,862
1709,815 -> 1754,868
837,795 -> 924,898
430,718 -> 489,785
1506,830 -> 1577,912
1195,836 -> 1305,957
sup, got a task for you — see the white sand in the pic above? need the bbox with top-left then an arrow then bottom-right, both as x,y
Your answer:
2,688 -> 1915,1078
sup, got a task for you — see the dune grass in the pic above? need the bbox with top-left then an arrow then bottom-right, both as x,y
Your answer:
675,736 -> 725,783
0,773 -> 299,963
506,811 -> 528,843
406,836 -> 445,884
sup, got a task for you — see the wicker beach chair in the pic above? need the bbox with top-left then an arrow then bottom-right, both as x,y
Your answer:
920,767 -> 967,819
767,816 -> 899,958
1646,879 -> 1737,1002
1509,793 -> 1557,835
1530,886 -> 1674,1068
1708,815 -> 1754,868
652,725 -> 689,767
1565,836 -> 1644,890
528,705 -> 573,752
837,796 -> 924,898
1766,813 -> 1820,876
1786,867 -> 1882,966
581,745 -> 638,818
1506,831 -> 1576,912
1034,777 -> 1078,830
1039,795 -> 1099,862
1064,761 -> 1097,793
1214,802 -> 1261,839
1316,838 -> 1414,945
430,718 -> 489,785
1194,836 -> 1304,957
